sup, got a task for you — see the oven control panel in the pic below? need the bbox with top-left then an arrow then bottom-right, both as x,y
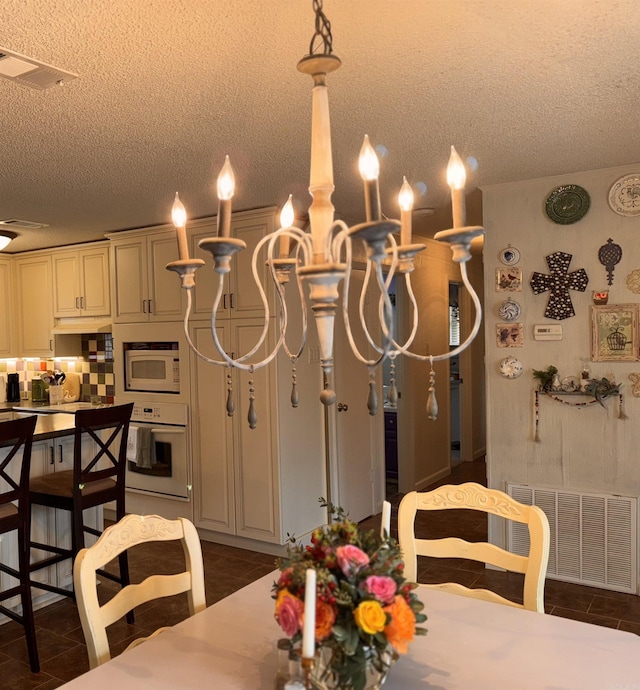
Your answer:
129,401 -> 187,426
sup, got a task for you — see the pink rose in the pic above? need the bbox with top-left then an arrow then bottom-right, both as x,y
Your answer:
364,575 -> 397,604
275,589 -> 304,637
336,544 -> 370,577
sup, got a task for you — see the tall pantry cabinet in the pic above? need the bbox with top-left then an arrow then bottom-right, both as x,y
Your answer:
188,208 -> 326,548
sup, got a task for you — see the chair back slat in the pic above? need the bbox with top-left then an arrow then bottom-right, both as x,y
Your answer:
73,404 -> 133,489
0,416 -> 37,510
398,482 -> 550,613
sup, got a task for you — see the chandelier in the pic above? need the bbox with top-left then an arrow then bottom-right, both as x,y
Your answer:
166,0 -> 484,428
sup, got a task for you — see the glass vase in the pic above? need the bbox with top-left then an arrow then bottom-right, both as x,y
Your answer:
309,645 -> 396,690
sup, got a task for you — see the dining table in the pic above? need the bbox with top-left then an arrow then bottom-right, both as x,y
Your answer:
60,571 -> 640,689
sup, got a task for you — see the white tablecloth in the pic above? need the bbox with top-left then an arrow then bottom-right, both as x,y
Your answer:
61,572 -> 640,689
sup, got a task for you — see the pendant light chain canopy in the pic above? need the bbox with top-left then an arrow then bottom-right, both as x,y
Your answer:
166,1 -> 484,427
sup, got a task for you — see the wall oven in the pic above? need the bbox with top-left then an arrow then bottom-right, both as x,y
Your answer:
125,401 -> 190,500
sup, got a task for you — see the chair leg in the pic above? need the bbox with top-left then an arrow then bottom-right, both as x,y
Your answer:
18,527 -> 40,673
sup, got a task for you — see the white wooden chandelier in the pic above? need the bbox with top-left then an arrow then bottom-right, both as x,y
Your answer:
167,0 -> 484,428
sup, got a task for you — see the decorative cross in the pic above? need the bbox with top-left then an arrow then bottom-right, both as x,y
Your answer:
529,251 -> 589,320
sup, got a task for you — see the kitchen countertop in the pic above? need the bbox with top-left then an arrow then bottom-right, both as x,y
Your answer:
0,401 -> 111,441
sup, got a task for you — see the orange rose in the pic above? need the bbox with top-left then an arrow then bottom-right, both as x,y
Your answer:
314,600 -> 337,641
384,595 -> 416,655
354,600 -> 386,635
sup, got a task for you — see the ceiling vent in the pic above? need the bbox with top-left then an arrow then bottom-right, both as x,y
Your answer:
0,219 -> 49,229
0,47 -> 78,90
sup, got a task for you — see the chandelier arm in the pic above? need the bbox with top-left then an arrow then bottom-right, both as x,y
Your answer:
282,261 -> 310,360
181,289 -> 231,367
392,261 -> 482,363
340,246 -> 389,369
386,271 -> 420,355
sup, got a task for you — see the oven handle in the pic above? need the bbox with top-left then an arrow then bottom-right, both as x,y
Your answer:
149,427 -> 186,435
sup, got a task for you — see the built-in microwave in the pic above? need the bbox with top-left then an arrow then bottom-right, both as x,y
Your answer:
124,342 -> 180,393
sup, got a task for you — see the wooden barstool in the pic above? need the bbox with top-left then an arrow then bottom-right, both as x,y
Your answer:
29,404 -> 134,616
0,414 -> 40,672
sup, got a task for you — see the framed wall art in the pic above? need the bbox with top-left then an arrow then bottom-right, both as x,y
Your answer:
496,267 -> 522,292
496,322 -> 524,348
590,304 -> 640,362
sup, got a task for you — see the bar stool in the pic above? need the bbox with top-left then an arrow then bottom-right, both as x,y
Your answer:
29,403 -> 134,613
0,414 -> 40,672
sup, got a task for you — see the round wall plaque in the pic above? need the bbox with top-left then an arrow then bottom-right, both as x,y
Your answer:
499,246 -> 521,266
545,184 -> 590,224
608,174 -> 640,216
497,298 -> 522,322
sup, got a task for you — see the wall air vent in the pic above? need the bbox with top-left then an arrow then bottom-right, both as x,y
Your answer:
0,47 -> 78,90
0,219 -> 49,229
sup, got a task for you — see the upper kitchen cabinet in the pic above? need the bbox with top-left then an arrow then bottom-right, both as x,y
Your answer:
0,258 -> 15,357
109,228 -> 184,323
52,243 -> 110,318
15,253 -> 55,357
188,208 -> 277,321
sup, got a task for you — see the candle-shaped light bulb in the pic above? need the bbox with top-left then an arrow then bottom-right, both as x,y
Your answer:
447,146 -> 467,228
398,176 -> 414,246
279,194 -> 294,258
171,192 -> 189,260
358,135 -> 380,182
216,155 -> 235,237
216,155 -> 235,200
302,568 -> 316,660
358,135 -> 381,222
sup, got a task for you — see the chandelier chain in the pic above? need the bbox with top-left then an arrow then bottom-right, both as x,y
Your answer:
309,0 -> 333,55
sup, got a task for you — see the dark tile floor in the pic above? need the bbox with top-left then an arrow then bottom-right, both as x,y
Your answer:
3,458 -> 640,688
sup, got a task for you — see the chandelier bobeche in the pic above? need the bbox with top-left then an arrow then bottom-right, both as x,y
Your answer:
166,0 -> 484,428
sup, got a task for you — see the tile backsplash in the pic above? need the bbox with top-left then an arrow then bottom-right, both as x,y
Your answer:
0,334 -> 115,403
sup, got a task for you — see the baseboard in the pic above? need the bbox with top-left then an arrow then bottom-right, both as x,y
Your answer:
415,466 -> 451,491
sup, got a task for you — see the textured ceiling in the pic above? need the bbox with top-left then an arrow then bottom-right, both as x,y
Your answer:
1,0 -> 639,253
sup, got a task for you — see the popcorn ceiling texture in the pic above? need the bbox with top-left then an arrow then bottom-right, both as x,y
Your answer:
1,1 -> 639,253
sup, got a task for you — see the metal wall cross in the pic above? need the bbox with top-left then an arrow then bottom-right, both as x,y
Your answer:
529,251 -> 589,320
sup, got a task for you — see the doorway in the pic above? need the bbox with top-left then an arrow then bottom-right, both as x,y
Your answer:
449,282 -> 462,466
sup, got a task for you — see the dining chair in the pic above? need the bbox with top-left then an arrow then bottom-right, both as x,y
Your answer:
398,482 -> 550,612
29,403 -> 134,609
74,513 -> 206,669
0,414 -> 40,672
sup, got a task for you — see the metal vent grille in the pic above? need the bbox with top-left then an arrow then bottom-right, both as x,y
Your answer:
0,46 -> 78,90
0,219 -> 49,229
508,483 -> 637,594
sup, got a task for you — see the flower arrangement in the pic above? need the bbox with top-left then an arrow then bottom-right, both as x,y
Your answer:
273,500 -> 427,690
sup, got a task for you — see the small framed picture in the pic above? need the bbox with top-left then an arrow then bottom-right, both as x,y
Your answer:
591,304 -> 640,362
496,322 -> 524,348
496,267 -> 522,292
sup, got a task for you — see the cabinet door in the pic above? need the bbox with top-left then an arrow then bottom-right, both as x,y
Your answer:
229,213 -> 276,318
231,319 -> 280,543
0,258 -> 14,356
111,238 -> 149,323
80,247 -> 110,316
188,210 -> 276,320
15,254 -> 54,357
148,231 -> 185,321
191,323 -> 235,534
52,252 -> 81,317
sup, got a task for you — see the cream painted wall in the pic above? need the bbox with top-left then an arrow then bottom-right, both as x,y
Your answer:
482,163 -> 640,548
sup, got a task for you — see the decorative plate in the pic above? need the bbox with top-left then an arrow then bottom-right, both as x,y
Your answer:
499,356 -> 524,379
608,174 -> 640,216
545,184 -> 591,224
499,245 -> 521,266
497,298 -> 522,322
560,376 -> 580,392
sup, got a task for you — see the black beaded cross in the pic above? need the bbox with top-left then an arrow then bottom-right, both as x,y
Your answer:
529,251 -> 589,320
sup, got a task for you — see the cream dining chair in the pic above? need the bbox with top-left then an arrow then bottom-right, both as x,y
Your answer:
74,513 -> 206,669
398,482 -> 550,613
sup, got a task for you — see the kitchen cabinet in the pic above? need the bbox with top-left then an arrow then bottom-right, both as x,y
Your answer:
109,228 -> 184,323
52,243 -> 110,317
190,313 -> 325,547
188,208 -> 277,321
14,253 -> 55,357
0,257 -> 15,356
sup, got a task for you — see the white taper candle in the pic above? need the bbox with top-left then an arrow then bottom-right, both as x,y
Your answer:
381,500 -> 391,539
302,568 -> 316,659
